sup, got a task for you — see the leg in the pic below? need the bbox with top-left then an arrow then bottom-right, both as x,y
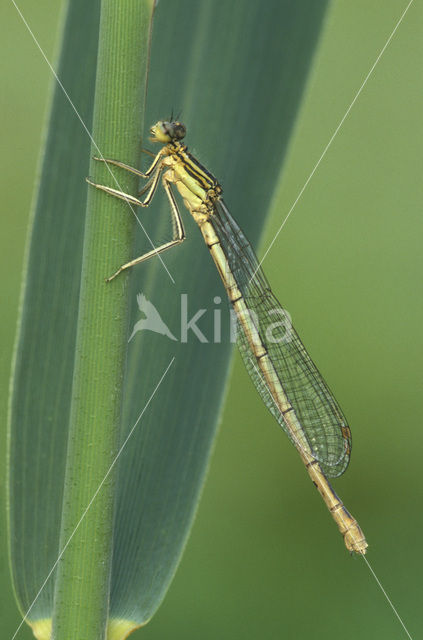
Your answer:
138,173 -> 158,197
86,160 -> 163,208
93,146 -> 163,177
137,149 -> 159,193
92,156 -> 148,178
141,147 -> 155,158
105,171 -> 186,282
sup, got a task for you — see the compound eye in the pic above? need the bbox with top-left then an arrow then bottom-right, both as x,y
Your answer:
173,123 -> 186,140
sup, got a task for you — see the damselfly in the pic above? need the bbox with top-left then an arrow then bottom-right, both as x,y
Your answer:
87,119 -> 368,554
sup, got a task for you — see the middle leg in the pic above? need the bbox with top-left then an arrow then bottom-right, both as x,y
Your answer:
104,170 -> 187,282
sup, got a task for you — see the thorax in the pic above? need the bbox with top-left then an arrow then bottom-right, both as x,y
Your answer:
162,143 -> 222,225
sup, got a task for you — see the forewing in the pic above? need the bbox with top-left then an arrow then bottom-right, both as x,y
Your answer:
212,199 -> 351,478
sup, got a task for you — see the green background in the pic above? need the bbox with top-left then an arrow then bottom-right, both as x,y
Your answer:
1,1 -> 421,639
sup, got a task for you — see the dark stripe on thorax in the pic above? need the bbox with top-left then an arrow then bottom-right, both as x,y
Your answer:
174,146 -> 219,190
184,160 -> 214,190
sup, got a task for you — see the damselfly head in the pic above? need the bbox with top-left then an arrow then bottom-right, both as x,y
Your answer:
150,120 -> 186,144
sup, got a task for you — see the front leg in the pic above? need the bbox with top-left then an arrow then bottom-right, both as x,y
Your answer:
93,146 -> 164,178
86,158 -> 163,208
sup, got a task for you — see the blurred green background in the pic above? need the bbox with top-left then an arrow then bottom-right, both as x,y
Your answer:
1,1 -> 422,639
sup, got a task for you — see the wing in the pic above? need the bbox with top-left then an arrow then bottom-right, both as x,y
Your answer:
211,198 -> 351,478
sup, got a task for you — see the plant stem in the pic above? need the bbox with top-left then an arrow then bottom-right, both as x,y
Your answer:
52,2 -> 154,638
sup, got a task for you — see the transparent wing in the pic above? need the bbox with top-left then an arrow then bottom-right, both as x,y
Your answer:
211,199 -> 351,478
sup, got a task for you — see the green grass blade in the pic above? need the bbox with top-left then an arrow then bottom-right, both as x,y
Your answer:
8,0 -> 101,632
51,1 -> 155,639
7,0 -> 155,637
